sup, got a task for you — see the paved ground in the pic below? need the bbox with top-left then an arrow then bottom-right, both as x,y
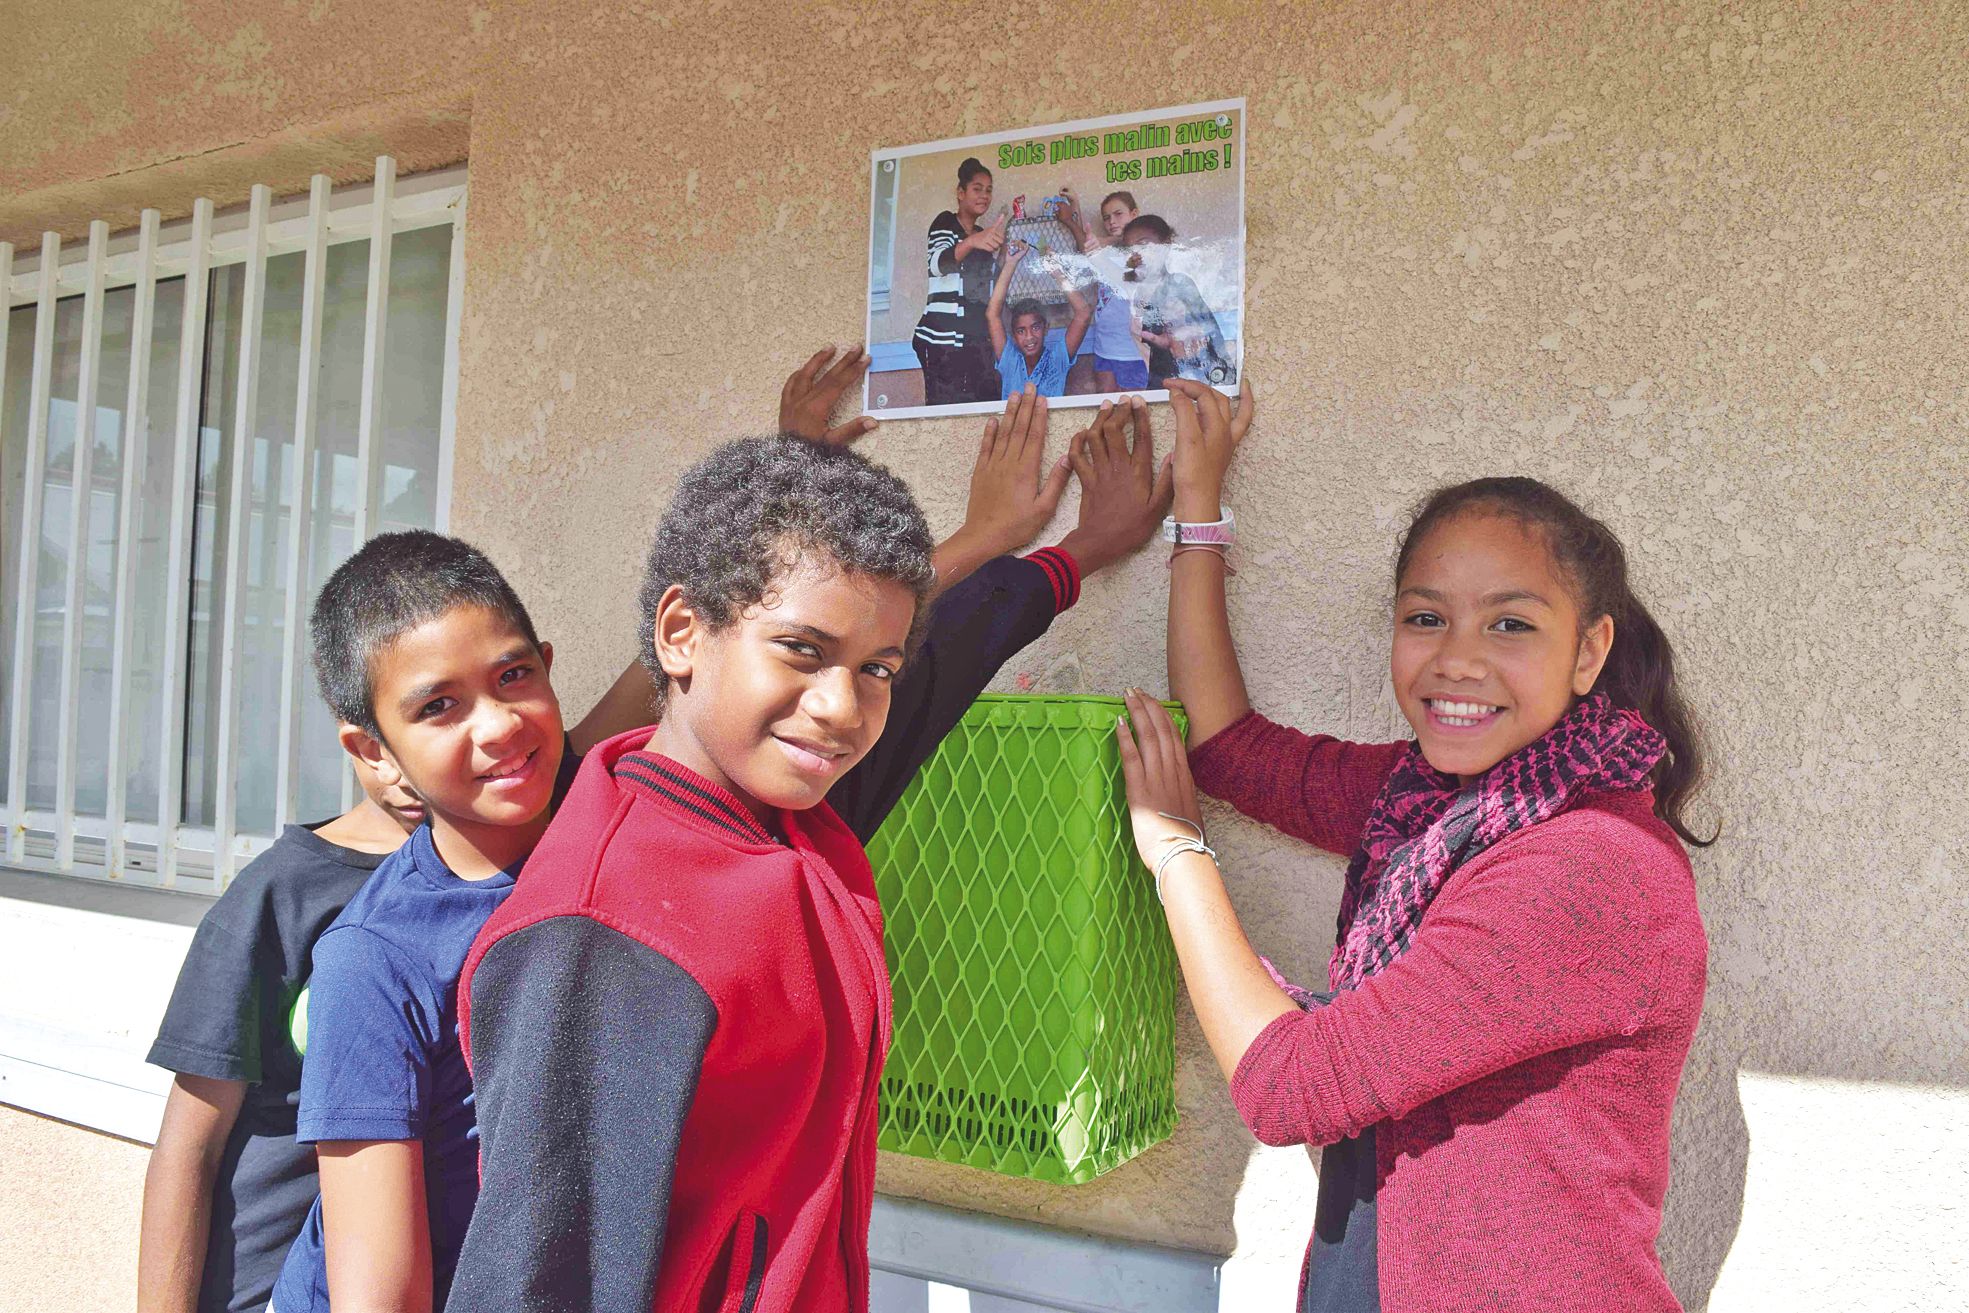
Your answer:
0,1104 -> 145,1313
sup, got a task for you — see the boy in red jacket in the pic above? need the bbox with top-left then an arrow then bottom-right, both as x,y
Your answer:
452,394 -> 1166,1311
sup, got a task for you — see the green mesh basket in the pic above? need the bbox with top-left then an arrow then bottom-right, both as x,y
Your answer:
866,693 -> 1183,1184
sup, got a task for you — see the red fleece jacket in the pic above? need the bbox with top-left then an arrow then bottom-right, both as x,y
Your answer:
1190,711 -> 1708,1313
447,552 -> 1074,1313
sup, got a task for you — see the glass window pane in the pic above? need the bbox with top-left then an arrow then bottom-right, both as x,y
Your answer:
5,202 -> 456,863
184,222 -> 453,833
376,223 -> 452,536
114,277 -> 188,826
185,252 -> 307,836
23,293 -> 128,814
1,302 -> 36,806
1,280 -> 187,825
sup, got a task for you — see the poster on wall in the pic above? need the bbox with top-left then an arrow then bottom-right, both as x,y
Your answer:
863,98 -> 1245,420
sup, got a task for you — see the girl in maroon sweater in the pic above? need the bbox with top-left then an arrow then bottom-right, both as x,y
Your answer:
1116,379 -> 1712,1312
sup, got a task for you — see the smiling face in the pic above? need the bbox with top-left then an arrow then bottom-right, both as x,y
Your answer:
1390,512 -> 1613,780
957,171 -> 994,223
356,603 -> 563,873
648,553 -> 917,822
1012,309 -> 1048,365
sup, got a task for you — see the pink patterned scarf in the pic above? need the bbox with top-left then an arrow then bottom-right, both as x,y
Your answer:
1272,693 -> 1667,1004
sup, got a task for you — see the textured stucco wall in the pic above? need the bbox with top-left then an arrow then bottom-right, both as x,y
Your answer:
5,2 -> 1966,1308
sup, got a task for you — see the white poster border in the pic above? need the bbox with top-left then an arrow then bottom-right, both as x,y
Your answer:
863,97 -> 1247,422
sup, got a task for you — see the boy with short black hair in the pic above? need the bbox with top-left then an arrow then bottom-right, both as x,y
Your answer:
452,393 -> 1170,1311
135,345 -> 887,1313
267,529 -> 567,1313
985,239 -> 1091,399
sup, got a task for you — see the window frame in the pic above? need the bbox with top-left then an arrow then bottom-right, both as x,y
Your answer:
1,159 -> 466,894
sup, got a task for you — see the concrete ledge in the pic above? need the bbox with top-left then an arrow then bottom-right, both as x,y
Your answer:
871,1195 -> 1221,1313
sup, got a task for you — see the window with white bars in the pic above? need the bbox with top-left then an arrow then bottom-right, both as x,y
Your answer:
1,157 -> 465,893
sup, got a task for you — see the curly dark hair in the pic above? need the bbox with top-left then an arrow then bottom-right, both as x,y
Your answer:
637,438 -> 937,713
310,530 -> 541,739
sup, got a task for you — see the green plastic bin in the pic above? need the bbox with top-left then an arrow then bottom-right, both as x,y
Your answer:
865,693 -> 1184,1184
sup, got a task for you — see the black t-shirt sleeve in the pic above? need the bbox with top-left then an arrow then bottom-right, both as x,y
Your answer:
829,554 -> 1061,843
451,916 -> 716,1313
147,872 -> 280,1082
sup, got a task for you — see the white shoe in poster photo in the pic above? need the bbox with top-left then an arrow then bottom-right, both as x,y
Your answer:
864,98 -> 1245,421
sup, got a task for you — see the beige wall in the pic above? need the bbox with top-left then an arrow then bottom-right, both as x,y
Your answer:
0,1105 -> 147,1312
5,1 -> 1966,1307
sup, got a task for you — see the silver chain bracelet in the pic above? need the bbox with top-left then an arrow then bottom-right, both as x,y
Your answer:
1152,812 -> 1217,904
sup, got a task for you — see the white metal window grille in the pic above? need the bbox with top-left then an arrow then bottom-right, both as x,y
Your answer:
1,157 -> 466,893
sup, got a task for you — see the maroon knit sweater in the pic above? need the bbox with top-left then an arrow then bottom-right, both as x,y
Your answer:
1190,711 -> 1707,1312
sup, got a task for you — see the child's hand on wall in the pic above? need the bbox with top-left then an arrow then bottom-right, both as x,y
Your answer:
939,389 -> 1072,581
1166,377 -> 1254,522
1056,396 -> 1174,577
929,388 -> 1069,590
780,345 -> 877,444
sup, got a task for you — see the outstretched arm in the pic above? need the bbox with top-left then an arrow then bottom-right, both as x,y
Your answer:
1118,689 -> 1295,1082
1062,280 -> 1093,359
1055,187 -> 1091,250
985,240 -> 1025,359
830,396 -> 1168,840
137,1075 -> 246,1313
932,387 -> 1070,591
1164,377 -> 1257,745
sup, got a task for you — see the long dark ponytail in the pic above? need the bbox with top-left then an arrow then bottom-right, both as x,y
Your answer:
1395,477 -> 1717,847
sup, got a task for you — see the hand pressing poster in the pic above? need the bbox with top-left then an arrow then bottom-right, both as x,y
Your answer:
864,98 -> 1245,419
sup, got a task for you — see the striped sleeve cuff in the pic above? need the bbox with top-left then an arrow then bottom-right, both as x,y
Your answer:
1022,546 -> 1081,613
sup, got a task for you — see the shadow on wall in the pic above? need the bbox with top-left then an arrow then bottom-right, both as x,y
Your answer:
1658,981 -> 1750,1311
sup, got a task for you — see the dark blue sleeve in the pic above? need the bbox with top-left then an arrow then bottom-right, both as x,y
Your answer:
294,926 -> 438,1143
828,553 -> 1065,843
450,916 -> 716,1313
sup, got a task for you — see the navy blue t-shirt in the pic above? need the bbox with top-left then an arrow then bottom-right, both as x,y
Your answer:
269,824 -> 517,1313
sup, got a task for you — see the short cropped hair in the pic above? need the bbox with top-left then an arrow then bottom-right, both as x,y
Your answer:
637,438 -> 937,713
1007,299 -> 1048,336
310,530 -> 541,738
957,156 -> 991,188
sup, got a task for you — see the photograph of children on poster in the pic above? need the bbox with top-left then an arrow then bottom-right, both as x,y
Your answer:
864,99 -> 1245,420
